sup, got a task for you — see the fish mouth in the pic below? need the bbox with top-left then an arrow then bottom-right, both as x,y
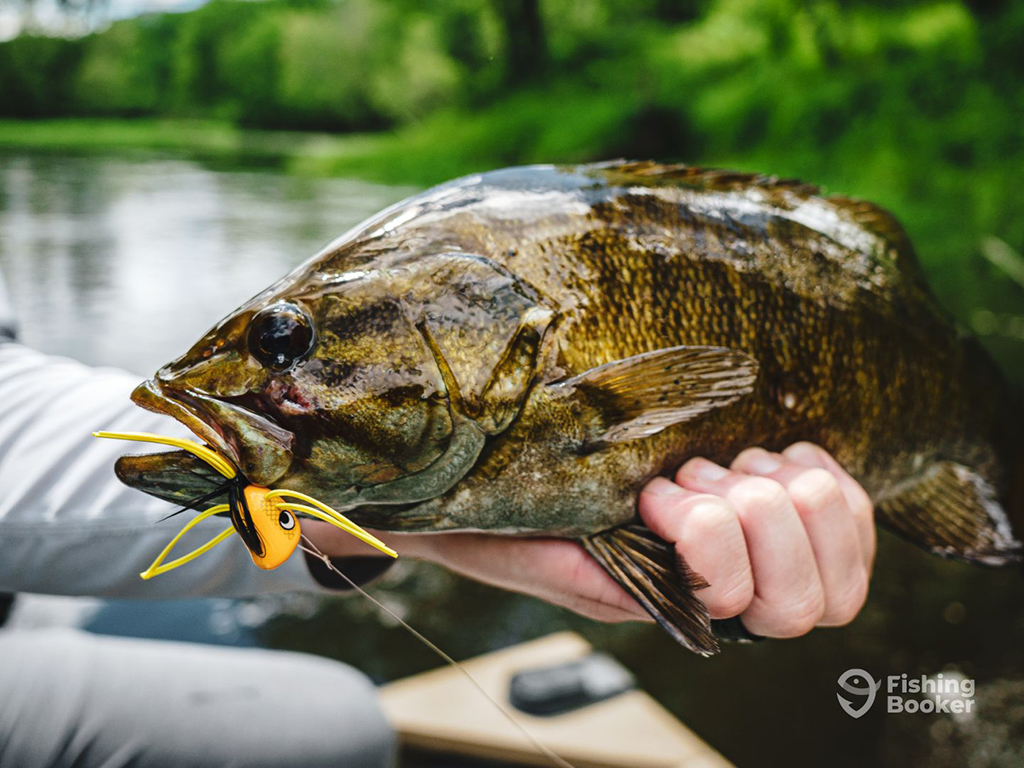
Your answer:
115,449 -> 230,508
121,379 -> 295,490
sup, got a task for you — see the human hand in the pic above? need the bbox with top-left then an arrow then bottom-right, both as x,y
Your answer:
639,442 -> 875,637
305,442 -> 875,638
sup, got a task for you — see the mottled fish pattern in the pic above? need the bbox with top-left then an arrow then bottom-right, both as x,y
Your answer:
116,161 -> 1024,654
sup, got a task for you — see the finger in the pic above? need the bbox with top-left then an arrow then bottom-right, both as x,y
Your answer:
676,458 -> 824,637
639,477 -> 754,619
782,442 -> 876,570
731,448 -> 868,627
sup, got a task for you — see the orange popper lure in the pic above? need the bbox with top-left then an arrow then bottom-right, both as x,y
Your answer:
92,431 -> 397,578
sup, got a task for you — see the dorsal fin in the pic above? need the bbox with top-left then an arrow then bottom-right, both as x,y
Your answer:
822,195 -> 938,294
824,196 -> 911,249
590,160 -> 951,333
594,159 -> 820,197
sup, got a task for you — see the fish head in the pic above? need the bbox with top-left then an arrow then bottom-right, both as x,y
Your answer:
115,249 -> 551,513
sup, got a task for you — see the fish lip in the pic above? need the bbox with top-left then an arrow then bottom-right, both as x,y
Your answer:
115,449 -> 229,507
129,379 -> 295,486
131,379 -> 238,464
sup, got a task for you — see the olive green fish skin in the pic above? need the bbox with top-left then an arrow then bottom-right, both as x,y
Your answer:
123,161 -> 1021,548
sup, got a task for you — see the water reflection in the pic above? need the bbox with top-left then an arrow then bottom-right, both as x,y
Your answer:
2,151 -> 1023,768
0,152 -> 414,374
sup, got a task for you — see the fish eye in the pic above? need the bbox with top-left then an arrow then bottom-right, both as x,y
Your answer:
247,302 -> 315,371
278,509 -> 296,530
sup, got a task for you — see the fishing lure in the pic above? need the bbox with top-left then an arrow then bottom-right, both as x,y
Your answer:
93,431 -> 397,578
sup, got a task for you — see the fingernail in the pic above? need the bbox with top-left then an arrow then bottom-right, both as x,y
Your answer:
685,458 -> 729,482
742,451 -> 782,474
645,477 -> 686,496
785,442 -> 825,467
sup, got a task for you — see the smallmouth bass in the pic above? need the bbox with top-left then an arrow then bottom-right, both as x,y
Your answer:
114,161 -> 1024,654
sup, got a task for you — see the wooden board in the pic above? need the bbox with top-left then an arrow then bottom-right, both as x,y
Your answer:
379,631 -> 732,768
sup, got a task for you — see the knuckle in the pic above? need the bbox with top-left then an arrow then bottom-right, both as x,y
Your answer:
851,490 -> 875,523
732,446 -> 770,467
783,441 -> 826,464
676,457 -> 728,486
789,468 -> 843,515
682,498 -> 735,540
677,457 -> 707,477
775,588 -> 826,637
729,476 -> 789,515
649,494 -> 689,521
710,576 -> 754,618
826,571 -> 870,626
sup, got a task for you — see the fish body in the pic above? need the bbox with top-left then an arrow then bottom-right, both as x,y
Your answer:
117,161 -> 1024,654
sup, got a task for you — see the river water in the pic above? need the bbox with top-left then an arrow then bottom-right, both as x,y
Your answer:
2,150 -> 1022,767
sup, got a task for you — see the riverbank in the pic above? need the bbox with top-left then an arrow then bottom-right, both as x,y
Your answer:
0,118 -> 366,171
0,87 -> 635,187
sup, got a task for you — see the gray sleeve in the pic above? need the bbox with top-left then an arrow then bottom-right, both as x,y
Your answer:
0,629 -> 396,768
0,343 -> 335,598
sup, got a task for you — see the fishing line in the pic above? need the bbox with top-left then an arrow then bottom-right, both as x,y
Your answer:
298,535 -> 576,768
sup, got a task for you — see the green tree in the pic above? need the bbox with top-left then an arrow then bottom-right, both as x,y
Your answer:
0,34 -> 85,116
494,0 -> 546,83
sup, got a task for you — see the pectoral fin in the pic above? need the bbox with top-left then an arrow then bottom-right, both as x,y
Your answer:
877,461 -> 1023,566
582,525 -> 719,656
554,345 -> 758,449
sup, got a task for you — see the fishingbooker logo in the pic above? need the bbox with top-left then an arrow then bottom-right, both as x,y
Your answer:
837,668 -> 976,718
837,669 -> 880,718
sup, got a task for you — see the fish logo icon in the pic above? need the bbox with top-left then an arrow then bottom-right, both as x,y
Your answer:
837,669 -> 881,718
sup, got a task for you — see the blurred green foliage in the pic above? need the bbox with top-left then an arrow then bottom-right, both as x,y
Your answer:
0,0 -> 1022,375
1,0 -> 506,129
